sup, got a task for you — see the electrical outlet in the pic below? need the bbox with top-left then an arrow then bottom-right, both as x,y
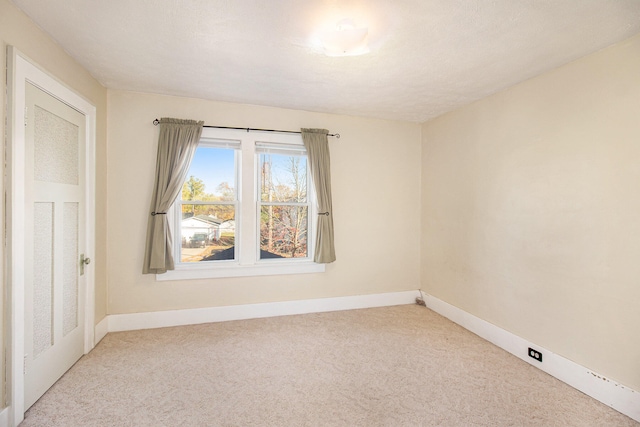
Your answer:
528,347 -> 543,362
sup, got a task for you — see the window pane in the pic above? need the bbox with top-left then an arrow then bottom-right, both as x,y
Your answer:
183,147 -> 236,202
259,154 -> 307,203
181,205 -> 235,262
260,205 -> 308,259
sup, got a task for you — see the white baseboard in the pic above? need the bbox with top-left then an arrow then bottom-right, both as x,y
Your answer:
0,407 -> 9,427
422,292 -> 640,423
94,316 -> 109,346
107,290 -> 420,333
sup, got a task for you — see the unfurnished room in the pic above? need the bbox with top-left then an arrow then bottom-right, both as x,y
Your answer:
1,0 -> 639,426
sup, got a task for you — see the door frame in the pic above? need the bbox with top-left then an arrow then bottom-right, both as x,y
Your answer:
5,47 -> 96,426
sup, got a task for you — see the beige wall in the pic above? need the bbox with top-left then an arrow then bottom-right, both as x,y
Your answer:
421,34 -> 640,390
1,0 -> 108,406
106,90 -> 421,314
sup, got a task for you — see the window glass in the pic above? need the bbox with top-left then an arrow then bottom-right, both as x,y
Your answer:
258,153 -> 309,259
179,146 -> 237,263
183,147 -> 235,201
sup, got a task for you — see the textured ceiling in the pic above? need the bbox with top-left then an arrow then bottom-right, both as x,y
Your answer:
10,0 -> 640,122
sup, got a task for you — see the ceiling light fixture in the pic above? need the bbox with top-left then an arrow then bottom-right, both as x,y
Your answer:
320,19 -> 370,57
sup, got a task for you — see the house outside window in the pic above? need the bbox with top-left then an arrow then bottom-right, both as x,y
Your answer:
178,140 -> 238,263
158,128 -> 324,281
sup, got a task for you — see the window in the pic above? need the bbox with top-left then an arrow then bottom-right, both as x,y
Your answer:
177,140 -> 239,263
257,144 -> 310,260
158,128 -> 324,280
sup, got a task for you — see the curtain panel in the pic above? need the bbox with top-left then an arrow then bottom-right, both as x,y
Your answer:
142,118 -> 204,274
301,128 -> 336,263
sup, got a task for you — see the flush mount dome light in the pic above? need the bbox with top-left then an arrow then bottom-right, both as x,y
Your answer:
320,18 -> 369,57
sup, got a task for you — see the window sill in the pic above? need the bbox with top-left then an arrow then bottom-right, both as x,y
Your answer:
155,261 -> 325,281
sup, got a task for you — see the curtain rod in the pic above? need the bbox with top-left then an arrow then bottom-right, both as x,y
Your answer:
153,119 -> 340,138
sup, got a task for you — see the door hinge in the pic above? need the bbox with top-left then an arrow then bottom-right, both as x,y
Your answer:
23,354 -> 27,375
24,106 -> 28,127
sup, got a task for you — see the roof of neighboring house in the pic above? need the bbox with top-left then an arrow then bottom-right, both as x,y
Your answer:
182,215 -> 222,227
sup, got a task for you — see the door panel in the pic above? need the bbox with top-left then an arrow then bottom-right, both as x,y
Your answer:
23,82 -> 86,409
63,202 -> 80,336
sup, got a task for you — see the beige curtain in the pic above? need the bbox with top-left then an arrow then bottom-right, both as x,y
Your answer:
143,118 -> 204,274
301,128 -> 336,263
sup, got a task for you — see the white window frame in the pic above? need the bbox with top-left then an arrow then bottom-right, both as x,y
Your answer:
157,128 -> 324,281
255,142 -> 315,264
172,137 -> 241,265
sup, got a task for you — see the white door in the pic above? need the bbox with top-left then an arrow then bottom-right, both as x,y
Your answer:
23,82 -> 87,409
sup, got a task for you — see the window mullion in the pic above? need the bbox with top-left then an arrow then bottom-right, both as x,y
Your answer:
239,134 -> 257,265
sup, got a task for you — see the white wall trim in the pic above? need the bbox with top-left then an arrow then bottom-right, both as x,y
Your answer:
5,47 -> 98,427
94,317 -> 109,345
157,261 -> 325,281
0,407 -> 9,427
422,292 -> 640,423
107,290 -> 419,332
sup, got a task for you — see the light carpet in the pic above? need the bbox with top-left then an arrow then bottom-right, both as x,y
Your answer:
21,305 -> 637,426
